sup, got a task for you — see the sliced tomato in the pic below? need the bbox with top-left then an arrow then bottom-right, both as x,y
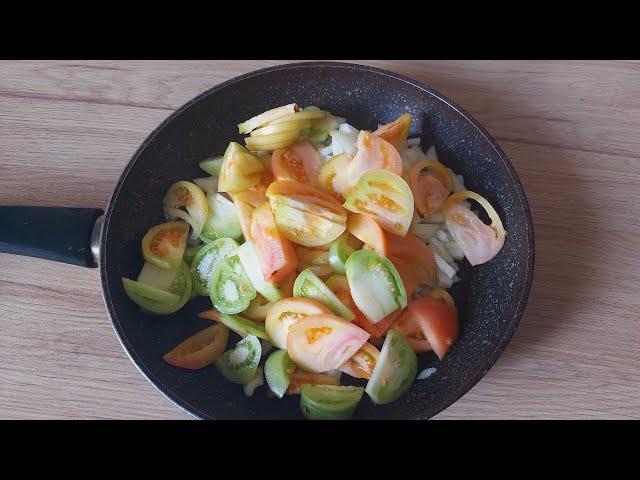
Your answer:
318,153 -> 353,201
218,142 -> 264,193
325,274 -> 399,339
250,201 -> 298,284
405,295 -> 459,359
346,213 -> 388,256
286,313 -> 370,373
354,308 -> 402,339
285,370 -> 341,395
442,191 -> 506,266
266,180 -> 347,247
231,189 -> 269,241
141,221 -> 189,270
163,323 -> 229,370
265,297 -> 332,349
408,160 -> 452,217
278,270 -> 297,298
347,131 -> 403,187
272,140 -> 322,184
386,232 -> 438,289
393,308 -> 432,353
373,113 -> 411,150
343,170 -> 414,237
295,246 -> 333,278
339,342 -> 380,380
197,309 -> 220,321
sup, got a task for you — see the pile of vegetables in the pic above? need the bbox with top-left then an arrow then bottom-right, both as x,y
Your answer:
122,104 -> 506,419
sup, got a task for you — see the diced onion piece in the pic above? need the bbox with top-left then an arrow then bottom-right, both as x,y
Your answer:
417,367 -> 437,380
410,223 -> 440,241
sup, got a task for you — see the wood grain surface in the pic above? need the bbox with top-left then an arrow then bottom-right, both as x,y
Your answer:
1,60 -> 638,419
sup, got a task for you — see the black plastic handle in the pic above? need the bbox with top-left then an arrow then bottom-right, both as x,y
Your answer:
0,206 -> 104,268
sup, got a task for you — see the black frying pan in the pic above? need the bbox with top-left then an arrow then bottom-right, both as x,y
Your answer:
0,62 -> 534,419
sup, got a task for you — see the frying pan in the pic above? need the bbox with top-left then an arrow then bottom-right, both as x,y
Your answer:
0,62 -> 534,419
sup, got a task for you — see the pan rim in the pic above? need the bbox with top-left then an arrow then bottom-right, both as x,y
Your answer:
100,61 -> 535,420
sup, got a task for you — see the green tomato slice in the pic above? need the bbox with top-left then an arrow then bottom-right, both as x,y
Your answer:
328,238 -> 355,275
183,244 -> 205,266
293,268 -> 355,321
218,313 -> 269,340
122,261 -> 192,315
236,241 -> 284,303
191,237 -> 238,296
216,335 -> 261,384
264,349 -> 296,398
141,221 -> 189,270
200,193 -> 243,243
365,329 -> 417,405
209,255 -> 256,314
199,156 -> 224,176
345,249 -> 407,323
300,385 -> 364,420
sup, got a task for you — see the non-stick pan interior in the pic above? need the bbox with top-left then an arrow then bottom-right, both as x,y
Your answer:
101,63 -> 534,419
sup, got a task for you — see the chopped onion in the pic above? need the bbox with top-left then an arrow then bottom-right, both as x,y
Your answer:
410,223 -> 440,241
320,145 -> 334,158
330,130 -> 357,155
429,237 -> 455,263
449,171 -> 466,193
444,240 -> 465,261
407,137 -> 421,147
338,123 -> 359,136
417,367 -> 437,380
436,229 -> 449,242
425,145 -> 439,163
425,211 -> 445,224
434,252 -> 457,279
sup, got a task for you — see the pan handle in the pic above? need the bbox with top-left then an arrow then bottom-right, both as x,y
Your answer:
0,206 -> 104,268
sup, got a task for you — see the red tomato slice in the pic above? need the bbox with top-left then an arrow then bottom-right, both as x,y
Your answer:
163,323 -> 229,369
272,140 -> 322,184
393,309 -> 432,353
408,160 -> 452,216
346,213 -> 388,256
353,308 -> 402,339
386,232 -> 438,289
406,295 -> 459,359
325,271 -> 401,339
250,202 -> 298,284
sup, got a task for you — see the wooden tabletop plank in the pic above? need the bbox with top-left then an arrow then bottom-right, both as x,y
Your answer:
1,60 -> 638,419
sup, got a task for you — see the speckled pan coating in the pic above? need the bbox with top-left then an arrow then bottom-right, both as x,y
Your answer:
100,62 -> 534,420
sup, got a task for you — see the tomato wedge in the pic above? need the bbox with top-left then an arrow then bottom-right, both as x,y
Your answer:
346,213 -> 388,256
141,221 -> 189,270
393,308 -> 433,353
442,191 -> 506,266
338,342 -> 380,380
386,232 -> 438,290
272,140 -> 322,184
405,295 -> 459,359
348,131 -> 403,187
318,153 -> 353,201
285,369 -> 341,395
325,274 -> 399,339
265,297 -> 332,350
163,323 -> 229,370
408,160 -> 453,217
286,313 -> 370,373
250,202 -> 298,284
373,113 -> 411,150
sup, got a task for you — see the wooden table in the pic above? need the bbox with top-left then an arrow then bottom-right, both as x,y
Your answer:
1,61 -> 638,419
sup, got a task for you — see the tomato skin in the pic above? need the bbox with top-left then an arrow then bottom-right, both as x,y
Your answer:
406,295 -> 459,359
141,221 -> 189,270
163,323 -> 229,370
265,297 -> 332,350
272,140 -> 322,184
346,213 -> 388,256
386,232 -> 438,290
286,313 -> 369,373
285,370 -> 341,395
338,342 -> 380,380
348,131 -> 403,186
343,170 -> 414,237
353,309 -> 402,339
250,202 -> 298,284
373,114 -> 411,150
393,309 -> 432,353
